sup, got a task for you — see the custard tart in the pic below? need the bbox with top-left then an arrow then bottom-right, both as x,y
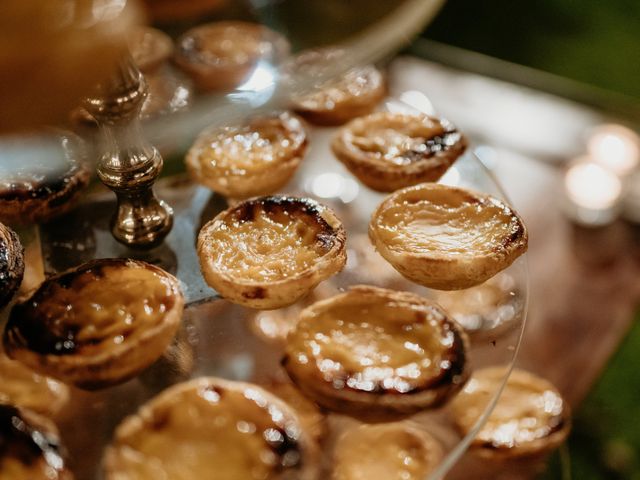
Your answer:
0,353 -> 69,416
369,184 -> 528,290
450,367 -> 571,459
187,112 -> 307,199
3,258 -> 184,390
0,405 -> 73,480
0,133 -> 90,225
282,286 -> 469,420
332,422 -> 443,480
286,49 -> 386,126
332,112 -> 467,192
104,377 -> 319,480
128,27 -> 174,74
174,21 -> 290,91
0,223 -> 24,309
198,196 -> 346,309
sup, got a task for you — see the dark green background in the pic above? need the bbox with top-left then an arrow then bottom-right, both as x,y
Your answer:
423,0 -> 640,99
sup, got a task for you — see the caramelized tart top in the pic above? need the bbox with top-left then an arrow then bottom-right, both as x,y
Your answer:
4,259 -> 180,358
201,196 -> 344,283
188,112 -> 306,175
337,112 -> 464,166
285,286 -> 467,395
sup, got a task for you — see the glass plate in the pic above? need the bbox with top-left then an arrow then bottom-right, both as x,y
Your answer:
35,107 -> 528,480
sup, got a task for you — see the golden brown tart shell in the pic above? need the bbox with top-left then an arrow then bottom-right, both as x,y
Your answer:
198,195 -> 346,309
0,223 -> 24,309
332,112 -> 467,192
174,21 -> 290,92
450,367 -> 571,459
369,183 -> 528,290
332,422 -> 444,480
103,377 -> 319,480
0,405 -> 73,480
283,285 -> 469,421
3,258 -> 184,390
186,112 -> 307,199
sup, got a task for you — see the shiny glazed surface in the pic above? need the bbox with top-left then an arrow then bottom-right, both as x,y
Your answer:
341,113 -> 461,166
451,368 -> 568,452
106,378 -> 312,480
190,113 -> 306,174
286,287 -> 465,394
4,259 -> 177,357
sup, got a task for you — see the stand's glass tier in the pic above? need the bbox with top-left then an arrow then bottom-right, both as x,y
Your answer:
34,127 -> 528,480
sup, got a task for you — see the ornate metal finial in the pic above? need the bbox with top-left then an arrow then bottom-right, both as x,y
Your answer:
84,54 -> 173,249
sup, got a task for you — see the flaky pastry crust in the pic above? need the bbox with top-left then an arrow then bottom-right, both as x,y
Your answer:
174,21 -> 290,91
103,377 -> 319,480
283,286 -> 469,421
0,223 -> 24,309
198,196 -> 346,309
450,367 -> 571,459
369,183 -> 528,290
332,112 -> 467,192
3,258 -> 184,389
186,112 -> 307,199
332,422 -> 444,480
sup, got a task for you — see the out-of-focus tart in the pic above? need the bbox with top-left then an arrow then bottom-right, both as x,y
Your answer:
450,367 -> 571,459
332,422 -> 443,480
3,258 -> 184,390
332,112 -> 467,192
0,405 -> 73,480
0,353 -> 69,416
0,133 -> 90,225
0,223 -> 24,309
187,112 -> 307,199
103,377 -> 319,480
198,196 -> 346,309
369,184 -> 528,290
286,49 -> 386,126
174,21 -> 290,91
264,380 -> 327,444
128,26 -> 174,74
283,286 -> 469,421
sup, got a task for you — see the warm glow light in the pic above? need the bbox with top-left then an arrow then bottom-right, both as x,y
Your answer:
565,161 -> 622,210
588,124 -> 640,176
